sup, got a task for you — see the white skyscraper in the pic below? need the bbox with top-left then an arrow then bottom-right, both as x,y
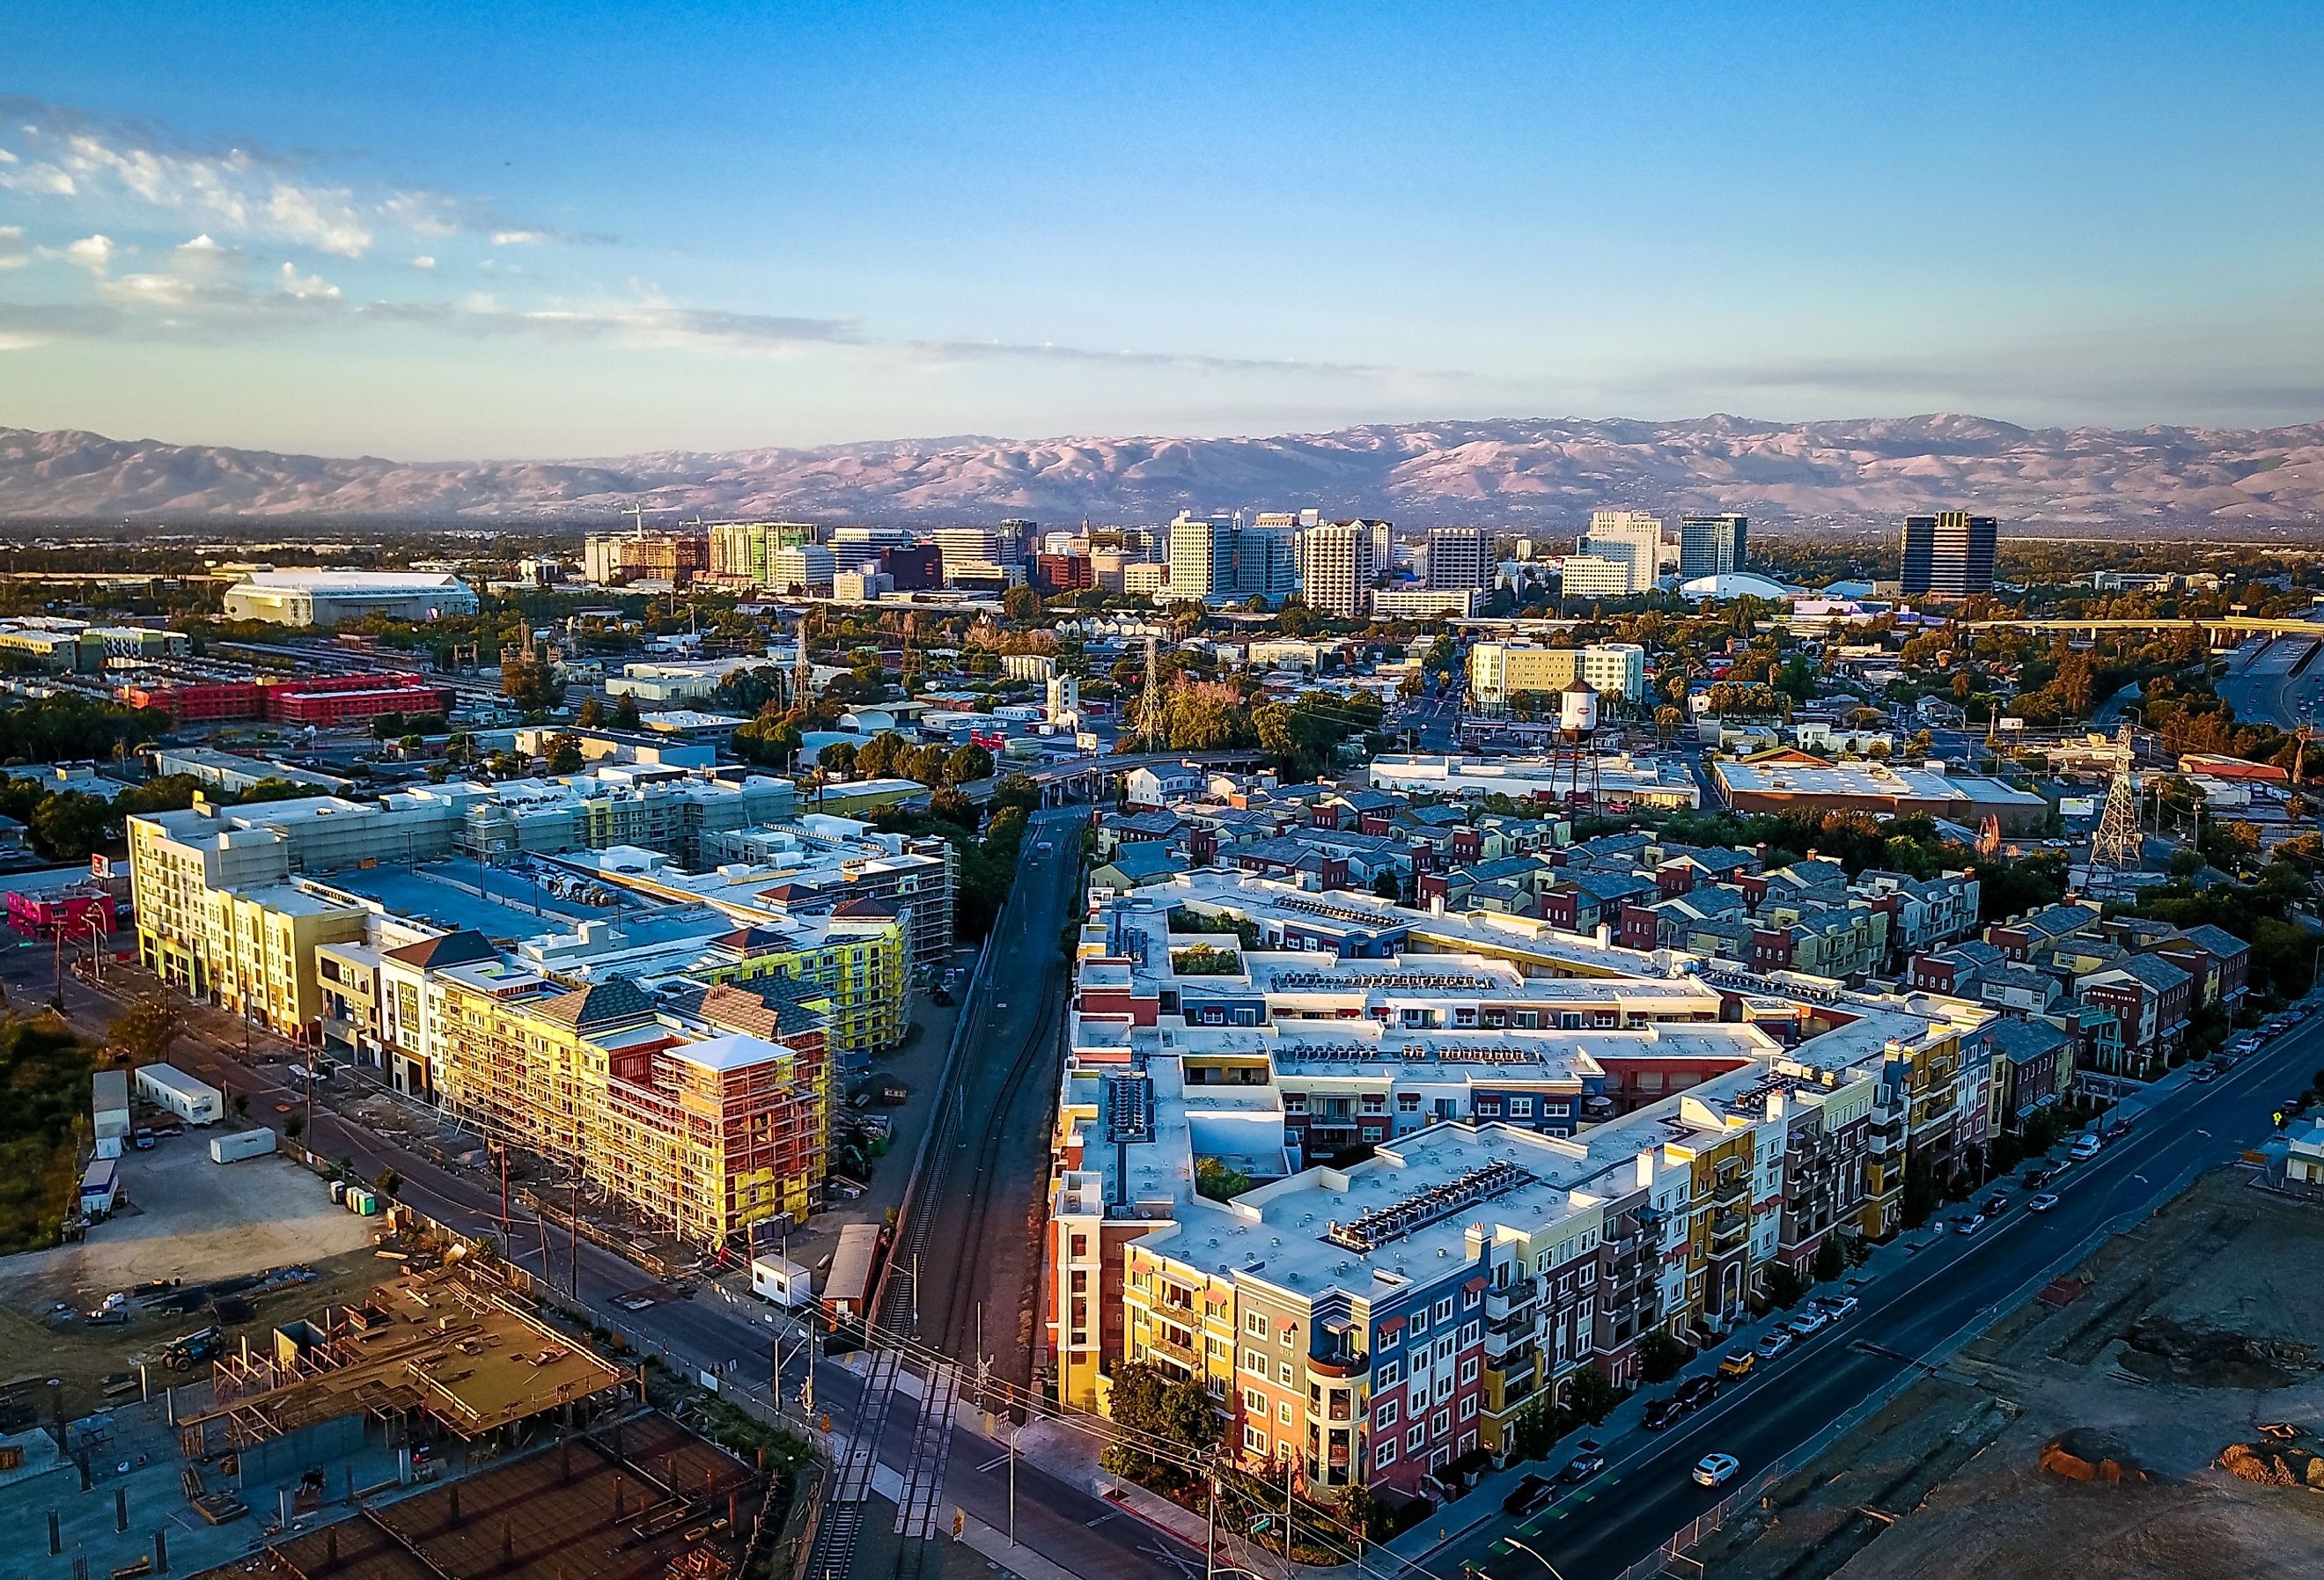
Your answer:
1581,511 -> 1664,594
1425,526 -> 1492,592
1298,521 -> 1376,618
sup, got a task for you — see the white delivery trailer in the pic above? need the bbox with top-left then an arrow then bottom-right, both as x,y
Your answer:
209,1127 -> 277,1165
136,1063 -> 224,1126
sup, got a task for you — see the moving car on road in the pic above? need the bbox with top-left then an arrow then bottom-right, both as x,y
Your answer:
2028,1193 -> 2061,1213
1693,1452 -> 1740,1488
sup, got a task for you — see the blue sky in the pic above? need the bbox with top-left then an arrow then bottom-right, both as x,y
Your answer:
4,1 -> 2320,457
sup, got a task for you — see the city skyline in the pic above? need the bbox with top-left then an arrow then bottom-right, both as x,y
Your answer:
6,4 -> 2323,458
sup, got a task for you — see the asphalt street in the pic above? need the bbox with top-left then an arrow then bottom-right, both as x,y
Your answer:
1446,1018 -> 2324,1580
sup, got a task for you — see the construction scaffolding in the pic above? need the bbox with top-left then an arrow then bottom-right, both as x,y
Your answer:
179,1267 -> 629,1461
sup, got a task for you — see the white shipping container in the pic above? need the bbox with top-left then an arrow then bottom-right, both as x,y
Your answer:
750,1253 -> 813,1308
136,1063 -> 224,1126
209,1128 -> 277,1165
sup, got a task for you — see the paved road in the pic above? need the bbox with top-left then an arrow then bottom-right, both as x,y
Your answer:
1445,1018 -> 2324,1580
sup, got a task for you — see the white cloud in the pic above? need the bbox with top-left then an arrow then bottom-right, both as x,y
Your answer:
411,255 -> 436,270
277,261 -> 342,300
0,99 -> 606,260
61,232 -> 115,273
0,225 -> 26,269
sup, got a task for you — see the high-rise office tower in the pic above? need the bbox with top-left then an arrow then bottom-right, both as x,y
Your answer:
1298,521 -> 1377,618
1581,511 -> 1664,594
1425,526 -> 1492,592
1166,511 -> 1299,606
1899,511 -> 1998,596
1679,513 -> 1749,578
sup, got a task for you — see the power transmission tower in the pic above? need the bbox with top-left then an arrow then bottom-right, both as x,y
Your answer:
2091,722 -> 2143,869
791,612 -> 814,711
1135,635 -> 1168,751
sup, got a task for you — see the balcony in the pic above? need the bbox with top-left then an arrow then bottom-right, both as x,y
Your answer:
1485,1279 -> 1539,1322
1710,1175 -> 1750,1209
1143,1333 -> 1201,1369
1710,1209 -> 1748,1249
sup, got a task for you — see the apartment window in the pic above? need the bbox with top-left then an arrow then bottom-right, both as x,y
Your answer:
1475,1099 -> 1503,1118
1247,1312 -> 1269,1337
1406,1425 -> 1426,1451
1279,1401 -> 1293,1425
1376,1442 -> 1398,1469
1244,1349 -> 1267,1375
1375,1360 -> 1401,1386
1509,1097 -> 1533,1119
1245,1426 -> 1269,1454
1279,1325 -> 1294,1348
1376,1398 -> 1399,1428
1459,1394 -> 1479,1422
1462,1286 -> 1482,1310
1284,1093 -> 1307,1114
1244,1388 -> 1267,1415
1362,1127 -> 1383,1142
1459,1356 -> 1480,1384
1460,1321 -> 1480,1347
1072,1235 -> 1089,1259
1435,1297 -> 1454,1323
1279,1362 -> 1294,1386
1410,1311 -> 1428,1336
1397,1092 -> 1421,1113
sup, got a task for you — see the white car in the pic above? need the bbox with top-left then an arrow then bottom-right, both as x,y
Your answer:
2028,1193 -> 2061,1213
1954,1213 -> 1989,1236
1693,1452 -> 1740,1488
2069,1134 -> 2103,1160
1785,1308 -> 1830,1338
1813,1294 -> 1860,1319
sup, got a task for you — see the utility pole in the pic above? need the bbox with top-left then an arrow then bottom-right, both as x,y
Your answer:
1006,1424 -> 1019,1548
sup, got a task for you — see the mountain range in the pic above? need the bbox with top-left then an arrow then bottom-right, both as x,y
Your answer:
3,414 -> 2322,529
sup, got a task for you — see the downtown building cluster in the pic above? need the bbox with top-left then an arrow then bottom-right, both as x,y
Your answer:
1044,867 -> 2002,1502
124,772 -> 954,1248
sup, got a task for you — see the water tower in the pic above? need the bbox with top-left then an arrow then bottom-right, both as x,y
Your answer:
1556,679 -> 1602,805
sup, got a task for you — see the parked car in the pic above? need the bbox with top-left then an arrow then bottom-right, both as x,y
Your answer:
2028,1193 -> 2062,1213
2104,1119 -> 2135,1141
2193,1065 -> 2219,1084
1981,1193 -> 2011,1216
2070,1134 -> 2104,1160
1676,1376 -> 1721,1410
1754,1329 -> 1796,1362
1784,1308 -> 1828,1339
1954,1213 -> 1989,1236
1717,1350 -> 1757,1380
2022,1168 -> 2053,1189
1813,1294 -> 1860,1319
1693,1452 -> 1740,1488
1502,1474 -> 1556,1516
1643,1397 -> 1688,1431
1561,1451 -> 1607,1483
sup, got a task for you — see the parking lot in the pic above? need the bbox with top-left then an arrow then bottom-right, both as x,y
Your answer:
0,1135 -> 376,1413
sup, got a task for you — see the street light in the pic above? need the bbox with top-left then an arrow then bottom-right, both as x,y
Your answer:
1501,1537 -> 1570,1580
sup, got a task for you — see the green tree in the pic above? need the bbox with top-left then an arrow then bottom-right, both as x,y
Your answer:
500,649 -> 565,713
992,772 -> 1041,814
546,732 -> 585,774
613,692 -> 642,729
1812,1234 -> 1846,1284
1563,1364 -> 1621,1427
1002,584 -> 1046,624
1194,1157 -> 1253,1201
1099,1362 -> 1219,1486
1637,1329 -> 1688,1385
942,744 -> 994,787
107,995 -> 184,1067
577,694 -> 607,728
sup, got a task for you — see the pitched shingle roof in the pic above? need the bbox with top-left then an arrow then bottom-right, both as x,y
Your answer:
533,976 -> 658,1029
380,930 -> 501,969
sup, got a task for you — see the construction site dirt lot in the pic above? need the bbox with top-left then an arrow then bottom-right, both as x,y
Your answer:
0,1139 -> 383,1416
1701,1169 -> 2324,1580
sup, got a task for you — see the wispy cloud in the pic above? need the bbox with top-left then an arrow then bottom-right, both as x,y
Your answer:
0,98 -> 600,259
0,225 -> 26,270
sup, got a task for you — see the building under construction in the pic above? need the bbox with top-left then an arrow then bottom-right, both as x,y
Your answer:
209,1413 -> 760,1580
178,1266 -> 632,1483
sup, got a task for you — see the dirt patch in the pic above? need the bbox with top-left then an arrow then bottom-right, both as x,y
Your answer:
2118,1317 -> 2316,1391
1701,1170 -> 2324,1580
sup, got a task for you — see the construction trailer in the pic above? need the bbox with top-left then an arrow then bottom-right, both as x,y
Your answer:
92,1069 -> 130,1159
210,1127 -> 277,1164
136,1062 -> 224,1125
